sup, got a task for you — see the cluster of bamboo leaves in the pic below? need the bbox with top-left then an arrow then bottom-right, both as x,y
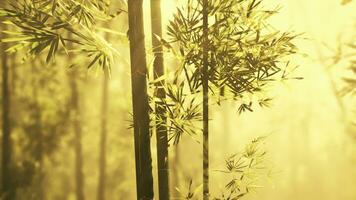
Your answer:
148,77 -> 202,145
175,137 -> 269,200
213,137 -> 268,200
0,0 -> 117,71
165,0 -> 300,112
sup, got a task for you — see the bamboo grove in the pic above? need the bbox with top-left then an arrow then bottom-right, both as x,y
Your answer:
1,0 -> 355,200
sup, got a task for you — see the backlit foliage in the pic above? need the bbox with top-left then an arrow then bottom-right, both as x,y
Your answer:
0,0 -> 118,71
175,137 -> 269,200
166,0 -> 300,102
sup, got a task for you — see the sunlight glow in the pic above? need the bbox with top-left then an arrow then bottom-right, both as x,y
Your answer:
161,0 -> 177,21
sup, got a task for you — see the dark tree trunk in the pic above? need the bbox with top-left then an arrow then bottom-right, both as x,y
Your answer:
202,0 -> 209,199
69,72 -> 85,200
128,0 -> 154,199
97,71 -> 108,200
150,0 -> 169,199
1,24 -> 14,200
31,61 -> 44,200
